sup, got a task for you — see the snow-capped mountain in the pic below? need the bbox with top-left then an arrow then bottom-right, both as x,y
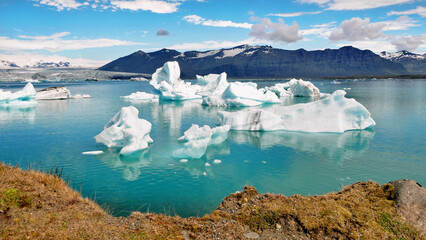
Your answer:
0,60 -> 20,69
24,61 -> 71,68
380,50 -> 426,61
100,45 -> 408,78
380,51 -> 426,74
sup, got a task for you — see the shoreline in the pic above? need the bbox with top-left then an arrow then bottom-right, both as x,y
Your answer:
1,163 -> 424,239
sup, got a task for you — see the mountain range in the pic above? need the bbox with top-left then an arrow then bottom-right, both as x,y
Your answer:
99,45 -> 424,78
379,50 -> 426,75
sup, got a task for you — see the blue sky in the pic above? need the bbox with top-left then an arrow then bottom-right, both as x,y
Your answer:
0,0 -> 425,66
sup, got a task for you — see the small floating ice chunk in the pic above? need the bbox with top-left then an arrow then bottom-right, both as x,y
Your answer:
94,106 -> 153,155
179,159 -> 188,163
219,90 -> 375,133
343,88 -> 351,91
82,150 -> 103,155
213,159 -> 222,164
36,86 -> 70,100
71,94 -> 91,99
265,79 -> 320,98
205,162 -> 211,166
121,91 -> 159,101
173,124 -> 230,159
202,172 -> 207,176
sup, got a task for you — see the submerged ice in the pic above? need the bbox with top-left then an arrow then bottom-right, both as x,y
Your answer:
173,124 -> 230,159
94,106 -> 153,155
219,90 -> 375,133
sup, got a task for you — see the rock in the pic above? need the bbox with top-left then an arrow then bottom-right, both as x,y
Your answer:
390,179 -> 426,236
244,232 -> 260,239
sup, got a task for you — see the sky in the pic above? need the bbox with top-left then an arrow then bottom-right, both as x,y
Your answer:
0,0 -> 425,67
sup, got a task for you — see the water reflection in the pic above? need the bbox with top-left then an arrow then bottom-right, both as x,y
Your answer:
95,149 -> 152,181
0,106 -> 36,123
229,130 -> 375,162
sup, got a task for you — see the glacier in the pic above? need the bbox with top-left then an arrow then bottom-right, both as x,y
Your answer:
173,124 -> 230,159
94,106 -> 153,155
218,90 -> 375,133
0,82 -> 37,107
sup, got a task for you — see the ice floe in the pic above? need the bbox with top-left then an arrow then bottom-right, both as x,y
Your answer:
70,94 -> 91,99
121,91 -> 159,101
219,90 -> 375,133
264,79 -> 320,98
82,150 -> 103,155
94,106 -> 153,155
202,81 -> 280,107
173,124 -> 230,159
0,82 -> 37,107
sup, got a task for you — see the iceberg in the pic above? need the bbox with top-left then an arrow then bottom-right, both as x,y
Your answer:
94,106 -> 153,155
70,94 -> 91,99
202,81 -> 280,107
149,61 -> 201,101
0,83 -> 37,107
265,79 -> 320,98
195,73 -> 229,97
173,124 -> 230,159
121,91 -> 159,101
36,86 -> 70,100
219,90 -> 375,133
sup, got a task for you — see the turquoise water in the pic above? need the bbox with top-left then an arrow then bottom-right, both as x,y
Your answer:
0,79 -> 425,217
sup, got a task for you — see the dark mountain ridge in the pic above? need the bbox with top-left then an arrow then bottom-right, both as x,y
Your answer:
99,45 -> 408,78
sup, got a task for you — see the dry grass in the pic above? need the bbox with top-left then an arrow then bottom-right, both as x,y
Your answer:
0,163 -> 423,239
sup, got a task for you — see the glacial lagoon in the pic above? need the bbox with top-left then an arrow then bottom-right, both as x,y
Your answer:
0,79 -> 425,217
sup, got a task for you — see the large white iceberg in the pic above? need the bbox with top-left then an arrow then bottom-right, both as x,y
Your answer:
173,124 -> 230,159
94,106 -> 153,155
265,79 -> 320,98
0,83 -> 37,107
219,90 -> 375,133
36,86 -> 70,100
202,81 -> 280,107
149,61 -> 201,101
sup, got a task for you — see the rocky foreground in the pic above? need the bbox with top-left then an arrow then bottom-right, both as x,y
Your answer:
0,163 -> 424,239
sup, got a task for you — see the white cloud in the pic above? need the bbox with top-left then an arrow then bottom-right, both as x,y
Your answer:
0,53 -> 109,67
329,16 -> 419,42
249,18 -> 302,43
388,6 -> 426,17
268,11 -> 321,18
167,38 -> 261,50
300,22 -> 336,38
391,35 -> 426,51
35,0 -> 83,10
110,0 -> 181,13
182,15 -> 253,29
0,32 -> 144,52
297,0 -> 414,10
